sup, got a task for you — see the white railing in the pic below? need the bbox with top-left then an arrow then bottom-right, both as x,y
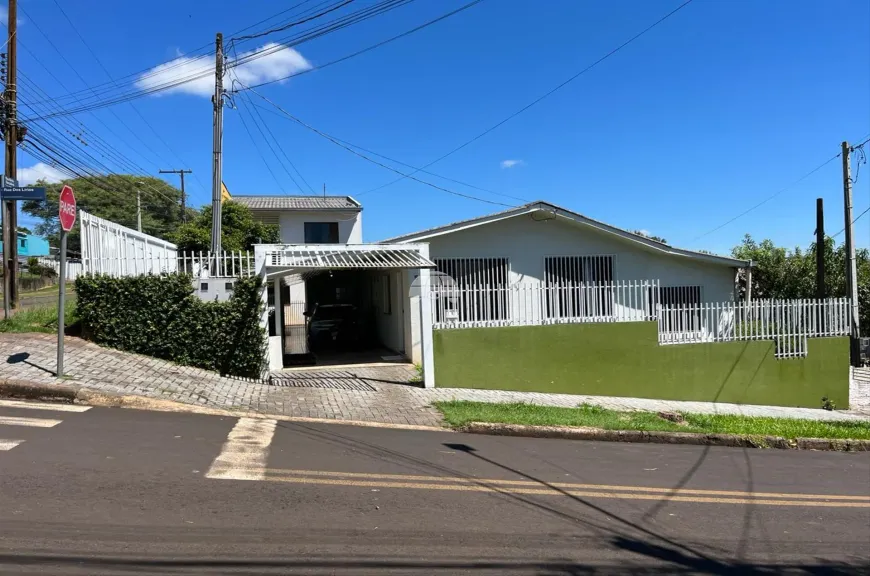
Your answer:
657,297 -> 851,358
431,280 -> 660,329
80,211 -> 177,277
83,251 -> 255,279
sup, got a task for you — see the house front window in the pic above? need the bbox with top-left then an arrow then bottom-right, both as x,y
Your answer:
655,285 -> 703,332
544,255 -> 615,319
433,257 -> 510,323
304,222 -> 339,243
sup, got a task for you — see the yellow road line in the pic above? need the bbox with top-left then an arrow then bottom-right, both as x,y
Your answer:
260,468 -> 870,502
251,474 -> 870,508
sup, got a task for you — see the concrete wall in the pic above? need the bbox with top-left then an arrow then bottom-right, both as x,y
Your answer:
421,214 -> 737,302
277,211 -> 363,244
368,270 -> 405,353
434,323 -> 851,409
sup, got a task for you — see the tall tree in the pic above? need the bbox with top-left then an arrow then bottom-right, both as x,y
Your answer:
21,175 -> 191,254
172,201 -> 279,253
732,234 -> 870,331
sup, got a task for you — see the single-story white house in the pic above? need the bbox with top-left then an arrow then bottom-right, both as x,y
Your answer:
248,196 -> 752,386
386,201 -> 752,366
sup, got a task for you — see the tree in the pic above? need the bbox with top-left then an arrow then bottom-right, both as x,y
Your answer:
172,201 -> 279,253
21,175 -> 190,254
633,230 -> 668,244
732,234 -> 870,331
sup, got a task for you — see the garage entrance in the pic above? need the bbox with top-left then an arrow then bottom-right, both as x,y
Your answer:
256,243 -> 436,387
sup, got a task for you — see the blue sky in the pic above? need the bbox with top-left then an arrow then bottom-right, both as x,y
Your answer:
9,0 -> 870,253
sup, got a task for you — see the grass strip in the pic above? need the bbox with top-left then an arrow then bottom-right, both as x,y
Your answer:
0,302 -> 77,334
434,401 -> 870,441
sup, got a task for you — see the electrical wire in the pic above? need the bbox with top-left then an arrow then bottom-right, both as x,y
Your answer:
693,152 -> 843,241
233,84 -> 316,194
360,0 -> 694,196
832,206 -> 870,239
26,0 -> 421,119
232,0 -> 356,42
231,0 -> 482,92
246,97 -> 530,203
240,83 -> 514,207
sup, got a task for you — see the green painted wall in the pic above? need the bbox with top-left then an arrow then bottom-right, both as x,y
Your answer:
433,323 -> 850,408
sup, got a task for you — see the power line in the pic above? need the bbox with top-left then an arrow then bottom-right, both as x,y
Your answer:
231,0 -> 483,92
230,94 -> 290,195
234,88 -> 316,194
693,152 -> 842,241
26,0 -> 422,120
241,83 -> 513,207
232,0 -> 355,42
48,0 -> 210,195
360,0 -> 695,196
247,97 -> 529,203
832,206 -> 870,239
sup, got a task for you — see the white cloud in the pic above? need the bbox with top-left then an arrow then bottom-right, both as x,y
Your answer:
500,159 -> 524,169
19,163 -> 65,185
637,229 -> 651,237
135,42 -> 311,97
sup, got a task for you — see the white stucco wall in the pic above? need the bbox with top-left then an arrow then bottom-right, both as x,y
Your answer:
277,211 -> 362,244
419,214 -> 737,302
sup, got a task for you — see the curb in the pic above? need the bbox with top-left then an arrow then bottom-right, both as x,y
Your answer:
0,380 -> 448,433
458,422 -> 870,452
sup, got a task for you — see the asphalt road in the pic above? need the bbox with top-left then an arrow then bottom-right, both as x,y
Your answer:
0,400 -> 868,575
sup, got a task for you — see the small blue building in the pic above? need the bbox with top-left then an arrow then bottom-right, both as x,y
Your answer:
0,232 -> 51,257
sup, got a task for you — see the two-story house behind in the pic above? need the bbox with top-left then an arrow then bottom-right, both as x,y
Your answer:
232,195 -> 363,244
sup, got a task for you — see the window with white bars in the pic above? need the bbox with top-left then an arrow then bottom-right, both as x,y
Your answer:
434,257 -> 510,322
544,256 -> 615,319
656,285 -> 703,332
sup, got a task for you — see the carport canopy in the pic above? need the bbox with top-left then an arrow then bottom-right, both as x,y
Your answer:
255,243 -> 437,388
261,243 -> 435,278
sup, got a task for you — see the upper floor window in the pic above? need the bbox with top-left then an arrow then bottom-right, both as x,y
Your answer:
304,222 -> 339,243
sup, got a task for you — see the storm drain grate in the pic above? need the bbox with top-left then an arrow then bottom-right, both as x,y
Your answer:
269,370 -> 377,392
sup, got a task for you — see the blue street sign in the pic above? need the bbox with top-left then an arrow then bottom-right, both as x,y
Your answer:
0,186 -> 46,201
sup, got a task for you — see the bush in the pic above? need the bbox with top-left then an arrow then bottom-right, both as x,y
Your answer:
74,273 -> 267,379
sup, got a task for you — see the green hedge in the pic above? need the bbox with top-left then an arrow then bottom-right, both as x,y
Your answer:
75,274 -> 267,379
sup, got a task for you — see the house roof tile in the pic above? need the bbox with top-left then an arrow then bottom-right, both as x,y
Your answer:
231,195 -> 361,211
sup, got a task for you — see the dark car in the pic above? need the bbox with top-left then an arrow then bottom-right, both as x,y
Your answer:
307,303 -> 362,349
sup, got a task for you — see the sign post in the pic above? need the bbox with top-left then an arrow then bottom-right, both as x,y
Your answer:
57,184 -> 76,377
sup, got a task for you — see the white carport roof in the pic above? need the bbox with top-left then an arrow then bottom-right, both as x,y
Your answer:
261,243 -> 434,279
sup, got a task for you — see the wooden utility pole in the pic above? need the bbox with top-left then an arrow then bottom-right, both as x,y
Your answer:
210,33 -> 224,254
159,169 -> 192,222
815,198 -> 825,299
842,141 -> 861,365
2,0 -> 18,318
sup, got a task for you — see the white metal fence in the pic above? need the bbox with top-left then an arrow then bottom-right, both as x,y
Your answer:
657,297 -> 851,358
35,257 -> 84,281
431,280 -> 660,329
81,210 -> 178,276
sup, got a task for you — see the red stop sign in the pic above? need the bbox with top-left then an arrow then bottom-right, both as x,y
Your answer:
59,184 -> 76,232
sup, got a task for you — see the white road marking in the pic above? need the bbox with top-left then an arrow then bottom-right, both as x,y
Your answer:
0,439 -> 23,450
0,399 -> 90,413
0,416 -> 62,428
206,417 -> 277,481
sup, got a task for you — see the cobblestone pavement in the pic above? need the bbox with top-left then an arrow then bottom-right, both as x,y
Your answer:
0,334 -> 867,426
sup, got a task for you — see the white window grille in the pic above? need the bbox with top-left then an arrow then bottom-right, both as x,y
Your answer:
434,258 -> 510,323
544,256 -> 614,319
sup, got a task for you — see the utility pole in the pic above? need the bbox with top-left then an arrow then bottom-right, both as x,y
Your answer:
842,141 -> 860,365
159,168 -> 192,222
815,198 -> 825,299
210,33 -> 224,255
136,182 -> 142,233
3,0 -> 18,318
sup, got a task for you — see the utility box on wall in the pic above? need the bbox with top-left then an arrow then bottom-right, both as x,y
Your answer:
194,278 -> 236,302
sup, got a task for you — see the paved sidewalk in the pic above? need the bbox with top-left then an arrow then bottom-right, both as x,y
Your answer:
0,334 -> 866,427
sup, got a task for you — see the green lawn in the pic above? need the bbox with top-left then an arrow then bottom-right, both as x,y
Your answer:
434,401 -> 870,441
0,301 -> 77,334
